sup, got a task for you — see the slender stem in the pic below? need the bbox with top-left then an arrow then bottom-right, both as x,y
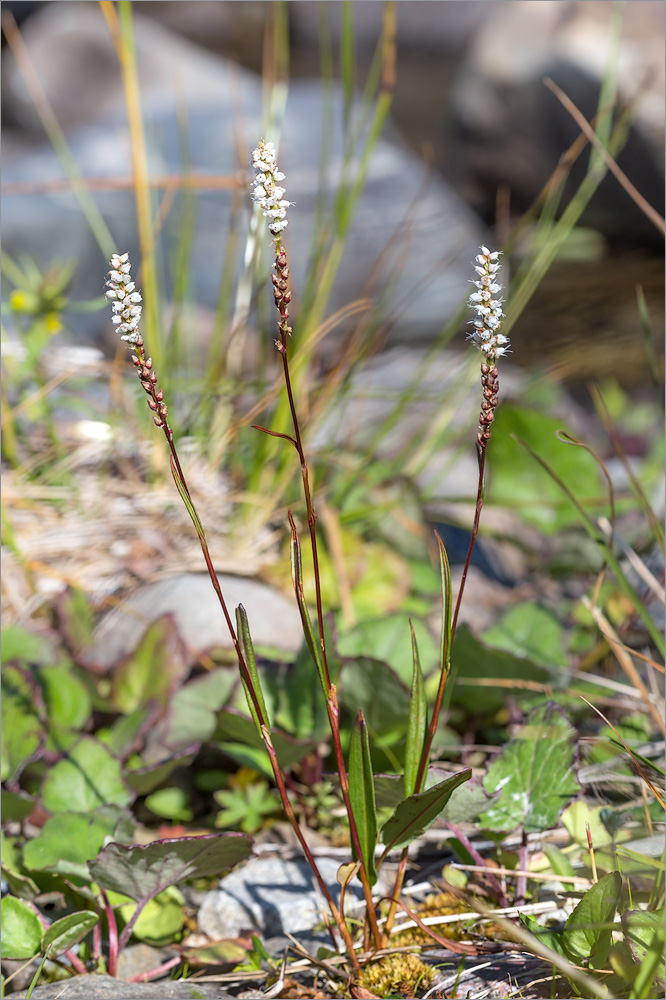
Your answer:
516,829 -> 528,906
382,847 -> 409,939
451,442 -> 487,639
279,329 -> 382,952
127,956 -> 182,983
100,888 -> 117,977
386,443 -> 489,933
446,821 -> 509,907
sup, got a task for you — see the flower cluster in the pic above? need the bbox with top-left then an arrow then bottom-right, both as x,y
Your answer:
105,253 -> 143,346
105,253 -> 170,432
467,247 -> 509,362
467,248 -> 509,447
251,139 -> 290,235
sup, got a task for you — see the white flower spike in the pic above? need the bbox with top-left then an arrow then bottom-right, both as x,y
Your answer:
466,248 -> 510,363
105,253 -> 142,346
466,248 -> 510,447
251,138 -> 291,236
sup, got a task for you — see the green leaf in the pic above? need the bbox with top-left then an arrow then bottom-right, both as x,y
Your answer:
55,587 -> 95,663
482,603 -> 569,669
260,645 -> 328,743
1,896 -> 43,959
427,771 -> 492,825
23,807 -> 135,880
1,833 -> 39,899
126,750 -> 196,797
336,615 -> 439,686
38,662 -> 92,737
543,843 -> 576,891
520,912 -> 568,958
563,871 -> 622,970
623,908 -> 665,982
236,604 -> 269,738
110,615 -> 189,715
178,939 -> 248,967
42,910 -> 98,957
145,787 -> 192,823
348,711 -> 378,886
562,801 -> 615,849
339,657 -> 409,747
214,782 -> 281,834
0,626 -> 57,666
89,833 -> 253,903
487,404 -> 603,531
380,769 -> 471,853
215,709 -> 317,774
142,669 -> 236,766
1,789 -> 35,823
448,625 -> 558,714
40,737 -> 132,813
1,664 -> 44,781
404,623 -> 427,797
118,886 -> 184,946
480,704 -> 580,833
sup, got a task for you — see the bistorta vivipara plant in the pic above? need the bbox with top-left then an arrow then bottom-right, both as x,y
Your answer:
103,144 -> 511,979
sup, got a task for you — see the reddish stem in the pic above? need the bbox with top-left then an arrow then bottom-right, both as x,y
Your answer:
278,325 -> 382,951
100,888 -> 118,977
127,956 -> 182,983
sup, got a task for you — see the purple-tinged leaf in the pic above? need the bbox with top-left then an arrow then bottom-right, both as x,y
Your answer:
89,833 -> 253,904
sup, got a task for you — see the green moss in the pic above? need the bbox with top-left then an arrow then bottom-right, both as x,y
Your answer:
355,952 -> 434,998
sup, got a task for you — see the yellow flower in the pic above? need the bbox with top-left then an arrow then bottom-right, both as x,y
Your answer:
46,313 -> 63,334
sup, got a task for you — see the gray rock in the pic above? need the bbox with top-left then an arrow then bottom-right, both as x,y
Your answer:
9,972 -> 232,1000
90,573 -> 304,667
2,3 -> 486,353
198,854 -> 362,944
115,945 -> 173,983
448,0 -> 665,245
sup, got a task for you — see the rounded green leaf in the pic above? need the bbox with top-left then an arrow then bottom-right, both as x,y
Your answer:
1,896 -> 43,959
89,833 -> 253,903
42,911 -> 99,957
23,808 -> 134,880
39,663 -> 92,733
1,664 -> 44,782
40,737 -> 132,813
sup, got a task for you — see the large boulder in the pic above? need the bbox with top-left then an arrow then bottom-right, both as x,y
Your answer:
2,2 -> 486,354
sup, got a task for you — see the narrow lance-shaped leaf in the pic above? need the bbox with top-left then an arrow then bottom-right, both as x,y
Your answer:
381,769 -> 472,855
170,456 -> 205,542
288,513 -> 327,693
404,621 -> 427,797
348,710 -> 378,886
236,605 -> 269,737
437,531 -> 452,678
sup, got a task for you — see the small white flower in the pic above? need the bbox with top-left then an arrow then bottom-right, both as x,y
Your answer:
251,138 -> 289,235
105,253 -> 143,347
466,248 -> 510,363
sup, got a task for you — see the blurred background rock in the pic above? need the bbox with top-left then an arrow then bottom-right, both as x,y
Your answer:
2,0 -> 664,384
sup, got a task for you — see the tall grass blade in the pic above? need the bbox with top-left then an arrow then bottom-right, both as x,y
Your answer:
515,436 -> 665,657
